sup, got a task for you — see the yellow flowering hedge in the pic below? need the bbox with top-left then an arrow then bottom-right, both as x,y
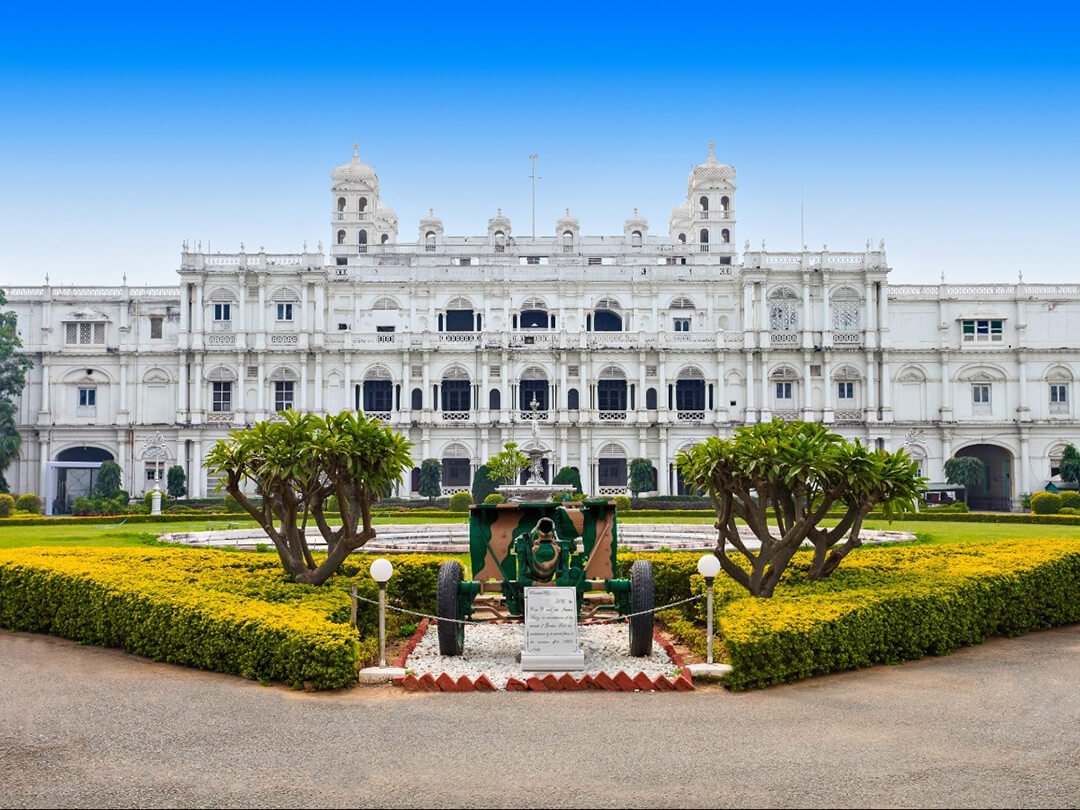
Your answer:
686,539 -> 1080,690
0,547 -> 446,689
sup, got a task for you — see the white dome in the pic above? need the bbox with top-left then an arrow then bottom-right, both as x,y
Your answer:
687,143 -> 735,191
624,208 -> 648,231
668,201 -> 691,227
331,145 -> 380,192
555,208 -> 579,233
488,209 -> 511,233
374,204 -> 397,228
419,208 -> 443,231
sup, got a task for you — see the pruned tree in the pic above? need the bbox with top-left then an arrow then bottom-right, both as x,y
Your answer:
628,458 -> 655,496
487,441 -> 530,485
471,464 -> 498,503
166,464 -> 187,499
418,458 -> 442,504
676,420 -> 924,598
0,289 -> 32,493
205,410 -> 413,585
1059,444 -> 1080,486
94,461 -> 123,499
944,456 -> 985,503
553,465 -> 582,494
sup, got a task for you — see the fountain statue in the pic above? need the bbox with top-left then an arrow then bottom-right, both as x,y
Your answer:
496,397 -> 574,503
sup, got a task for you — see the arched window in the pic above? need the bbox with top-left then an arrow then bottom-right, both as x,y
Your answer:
489,389 -> 501,411
520,297 -> 549,329
358,197 -> 368,212
721,228 -> 730,243
361,366 -> 393,413
445,296 -> 475,333
670,296 -> 695,310
425,231 -> 436,252
678,233 -> 686,243
598,367 -> 627,412
358,229 -> 368,249
720,195 -> 729,213
631,230 -> 642,247
646,388 -> 657,410
699,196 -> 709,213
381,233 -> 389,244
410,387 -> 423,410
770,365 -> 800,410
562,230 -> 574,252
337,197 -> 346,212
769,287 -> 800,332
675,367 -> 706,412
494,230 -> 506,252
441,442 -> 471,487
597,443 -> 628,488
699,229 -> 709,244
441,366 -> 471,412
567,388 -> 579,410
593,298 -> 623,332
336,230 -> 346,245
831,287 -> 861,332
519,366 -> 549,411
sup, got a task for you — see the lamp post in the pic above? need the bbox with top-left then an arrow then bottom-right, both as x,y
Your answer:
697,553 -> 722,665
370,558 -> 394,668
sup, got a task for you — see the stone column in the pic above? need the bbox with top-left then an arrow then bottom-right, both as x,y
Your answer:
759,352 -> 771,421
801,274 -> 812,349
822,275 -> 833,348
658,434 -> 669,496
864,280 -> 876,350
1019,428 -> 1031,499
823,354 -> 834,423
192,439 -> 203,497
880,352 -> 893,423
865,353 -> 877,422
745,353 -> 756,421
940,351 -> 952,420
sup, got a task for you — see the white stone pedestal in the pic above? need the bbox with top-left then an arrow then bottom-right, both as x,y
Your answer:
357,665 -> 407,684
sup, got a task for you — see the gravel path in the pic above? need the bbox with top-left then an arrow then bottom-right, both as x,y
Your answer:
3,627 -> 1080,808
404,622 -> 678,687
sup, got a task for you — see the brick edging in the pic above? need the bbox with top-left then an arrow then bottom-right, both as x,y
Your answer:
392,625 -> 694,692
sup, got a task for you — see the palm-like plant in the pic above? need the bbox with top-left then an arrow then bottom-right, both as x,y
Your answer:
205,410 -> 413,585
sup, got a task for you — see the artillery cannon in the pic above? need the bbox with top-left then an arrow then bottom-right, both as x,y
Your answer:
436,500 -> 655,657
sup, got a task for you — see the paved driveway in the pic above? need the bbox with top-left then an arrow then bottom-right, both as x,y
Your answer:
2,626 -> 1079,808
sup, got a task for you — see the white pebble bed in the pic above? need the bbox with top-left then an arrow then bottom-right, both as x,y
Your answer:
404,622 -> 679,689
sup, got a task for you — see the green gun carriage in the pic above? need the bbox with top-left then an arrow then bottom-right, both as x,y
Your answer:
436,500 -> 656,657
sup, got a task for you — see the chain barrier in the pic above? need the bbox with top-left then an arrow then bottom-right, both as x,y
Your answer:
350,592 -> 704,626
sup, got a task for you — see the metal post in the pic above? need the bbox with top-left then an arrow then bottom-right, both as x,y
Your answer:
529,153 -> 539,240
378,582 -> 387,668
705,576 -> 715,665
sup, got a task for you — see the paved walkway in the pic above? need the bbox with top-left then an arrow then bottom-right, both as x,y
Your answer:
2,626 -> 1079,808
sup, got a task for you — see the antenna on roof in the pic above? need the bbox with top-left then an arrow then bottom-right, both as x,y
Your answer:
529,154 -> 540,240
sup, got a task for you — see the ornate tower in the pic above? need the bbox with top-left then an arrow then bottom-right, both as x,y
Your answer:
684,143 -> 736,261
329,145 -> 397,261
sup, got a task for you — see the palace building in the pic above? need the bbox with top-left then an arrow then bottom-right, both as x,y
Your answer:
4,146 -> 1078,513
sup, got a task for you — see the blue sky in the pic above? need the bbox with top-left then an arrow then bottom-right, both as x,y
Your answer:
1,1 -> 1077,285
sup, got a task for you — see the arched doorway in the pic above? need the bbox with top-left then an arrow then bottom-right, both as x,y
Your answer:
956,444 -> 1014,511
49,446 -> 115,515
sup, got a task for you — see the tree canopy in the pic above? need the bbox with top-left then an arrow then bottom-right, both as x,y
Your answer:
944,456 -> 986,499
205,410 -> 413,585
629,458 -> 654,496
166,464 -> 187,499
1059,444 -> 1080,486
0,289 -> 32,492
418,458 -> 442,503
676,420 -> 924,598
487,442 -> 530,485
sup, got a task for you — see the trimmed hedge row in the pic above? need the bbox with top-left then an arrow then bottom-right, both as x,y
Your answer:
696,540 -> 1080,690
0,547 -> 446,689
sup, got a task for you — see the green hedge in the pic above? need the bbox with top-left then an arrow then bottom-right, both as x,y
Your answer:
699,540 -> 1080,690
0,547 -> 449,689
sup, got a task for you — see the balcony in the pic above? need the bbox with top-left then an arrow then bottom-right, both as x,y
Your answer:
676,411 -> 705,422
770,331 -> 800,347
597,410 -> 627,421
518,409 -> 550,421
440,411 -> 471,422
833,409 -> 864,425
833,331 -> 863,347
206,411 -> 233,425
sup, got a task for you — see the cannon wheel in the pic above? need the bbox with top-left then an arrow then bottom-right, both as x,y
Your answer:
437,560 -> 465,656
628,559 -> 655,657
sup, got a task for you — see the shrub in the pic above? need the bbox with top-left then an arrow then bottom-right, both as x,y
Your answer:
483,493 -> 506,505
94,461 -> 124,499
1058,507 -> 1079,515
613,495 -> 632,512
471,465 -> 498,504
0,493 -> 14,517
0,547 -> 370,689
553,466 -> 583,494
143,489 -> 169,511
448,491 -> 472,512
166,465 -> 187,499
223,494 -> 241,513
15,493 -> 41,514
1030,492 -> 1062,515
1059,491 -> 1080,509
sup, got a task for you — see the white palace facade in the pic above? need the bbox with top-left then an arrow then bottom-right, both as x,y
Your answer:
4,146 -> 1080,513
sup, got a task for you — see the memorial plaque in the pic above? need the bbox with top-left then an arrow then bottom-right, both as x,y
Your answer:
520,586 -> 585,670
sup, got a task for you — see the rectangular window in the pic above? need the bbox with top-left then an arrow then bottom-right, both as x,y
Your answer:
587,257 -> 602,266
145,462 -> 165,483
775,382 -> 792,400
961,319 -> 1003,343
276,302 -> 294,321
972,384 -> 991,404
274,381 -> 294,412
526,256 -> 541,265
1050,383 -> 1068,413
338,322 -> 349,330
336,257 -> 347,266
65,322 -> 106,345
598,458 -> 628,487
838,381 -> 854,400
213,303 -> 231,321
458,257 -> 472,266
150,316 -> 163,339
441,380 -> 471,412
376,325 -> 395,333
673,318 -> 691,332
442,458 -> 471,487
78,387 -> 96,407
212,382 -> 232,412
363,380 -> 394,412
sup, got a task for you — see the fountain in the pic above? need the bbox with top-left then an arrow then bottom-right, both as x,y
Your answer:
495,397 -> 574,503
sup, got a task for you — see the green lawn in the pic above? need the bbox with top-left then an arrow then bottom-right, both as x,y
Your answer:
3,513 -> 1079,552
